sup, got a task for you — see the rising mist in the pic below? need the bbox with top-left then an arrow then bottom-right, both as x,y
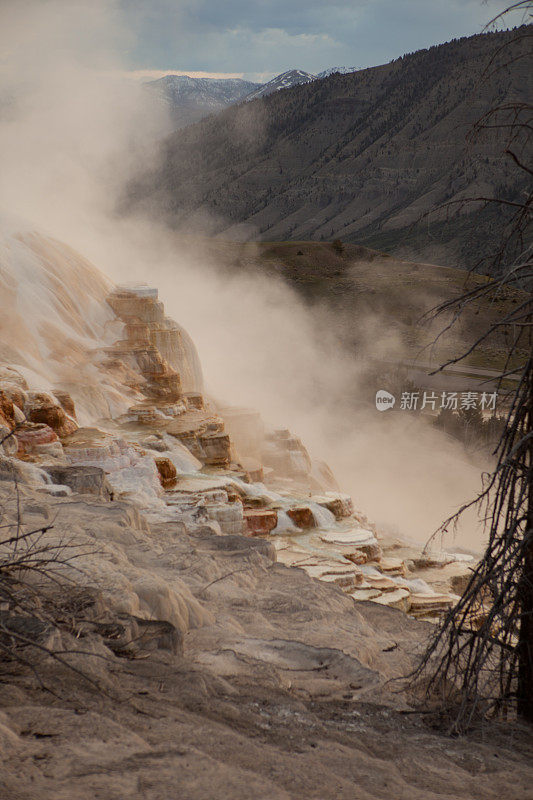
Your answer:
0,0 -> 487,548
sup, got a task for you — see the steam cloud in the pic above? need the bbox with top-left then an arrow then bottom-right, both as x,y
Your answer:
0,0 -> 486,548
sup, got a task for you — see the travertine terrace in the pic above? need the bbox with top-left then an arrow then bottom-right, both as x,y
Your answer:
0,230 -> 474,620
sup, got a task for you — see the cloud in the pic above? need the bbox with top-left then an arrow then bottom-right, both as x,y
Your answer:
118,0 -> 529,74
197,26 -> 342,73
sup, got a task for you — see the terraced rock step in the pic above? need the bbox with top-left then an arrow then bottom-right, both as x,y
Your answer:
0,270 -> 473,625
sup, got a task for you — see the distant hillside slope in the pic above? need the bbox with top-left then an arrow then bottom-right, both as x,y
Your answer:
134,27 -> 531,270
169,237 -> 527,375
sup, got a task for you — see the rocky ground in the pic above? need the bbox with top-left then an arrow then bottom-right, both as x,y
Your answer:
1,475 -> 532,800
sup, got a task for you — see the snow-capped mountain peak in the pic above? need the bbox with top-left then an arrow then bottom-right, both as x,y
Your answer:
147,74 -> 260,110
316,67 -> 359,79
145,74 -> 261,127
244,70 -> 317,101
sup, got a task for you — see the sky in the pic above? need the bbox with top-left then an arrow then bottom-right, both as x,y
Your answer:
118,0 -> 528,81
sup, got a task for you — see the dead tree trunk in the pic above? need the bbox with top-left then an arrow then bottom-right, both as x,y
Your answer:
411,4 -> 533,730
517,346 -> 533,720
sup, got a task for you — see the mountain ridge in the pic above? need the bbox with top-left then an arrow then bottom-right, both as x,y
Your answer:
145,68 -> 359,125
243,69 -> 317,100
146,74 -> 261,128
316,66 -> 359,78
